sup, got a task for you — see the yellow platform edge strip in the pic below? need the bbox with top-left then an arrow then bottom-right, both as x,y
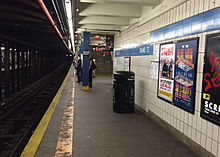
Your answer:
21,65 -> 72,157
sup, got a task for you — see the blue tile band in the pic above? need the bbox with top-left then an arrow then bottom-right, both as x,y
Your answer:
150,7 -> 220,42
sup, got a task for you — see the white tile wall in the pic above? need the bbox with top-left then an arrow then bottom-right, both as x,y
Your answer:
182,3 -> 187,20
199,0 -> 204,13
188,125 -> 192,138
209,0 -> 215,9
190,0 -> 195,16
113,0 -> 220,156
216,0 -> 220,7
206,137 -> 212,152
186,0 -> 191,18
213,124 -> 219,141
212,140 -> 218,156
194,0 -> 199,15
192,128 -> 196,141
218,144 -> 220,157
196,131 -> 201,144
207,121 -> 213,138
201,133 -> 207,148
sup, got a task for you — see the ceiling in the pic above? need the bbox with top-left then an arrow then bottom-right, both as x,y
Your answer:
0,0 -> 71,53
74,0 -> 163,35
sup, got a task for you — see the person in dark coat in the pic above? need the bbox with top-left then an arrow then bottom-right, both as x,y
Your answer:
76,56 -> 81,83
89,57 -> 96,87
162,59 -> 168,78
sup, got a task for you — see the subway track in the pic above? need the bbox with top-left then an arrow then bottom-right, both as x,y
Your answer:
0,63 -> 71,157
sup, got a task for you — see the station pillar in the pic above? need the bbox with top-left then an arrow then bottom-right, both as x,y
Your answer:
81,32 -> 90,90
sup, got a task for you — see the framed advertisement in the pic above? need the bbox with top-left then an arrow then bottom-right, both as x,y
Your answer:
124,57 -> 131,71
201,33 -> 220,126
173,38 -> 198,113
157,43 -> 175,102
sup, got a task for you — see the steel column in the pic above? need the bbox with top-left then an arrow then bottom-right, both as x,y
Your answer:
5,42 -> 10,98
11,47 -> 15,95
16,49 -> 21,91
21,50 -> 25,89
0,44 -> 2,102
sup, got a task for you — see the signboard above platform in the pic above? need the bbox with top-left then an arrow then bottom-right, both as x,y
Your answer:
115,43 -> 153,57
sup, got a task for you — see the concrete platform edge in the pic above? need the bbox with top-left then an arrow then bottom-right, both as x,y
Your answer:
135,104 -> 215,157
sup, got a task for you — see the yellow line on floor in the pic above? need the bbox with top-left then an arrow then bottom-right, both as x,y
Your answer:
20,65 -> 72,157
54,80 -> 74,157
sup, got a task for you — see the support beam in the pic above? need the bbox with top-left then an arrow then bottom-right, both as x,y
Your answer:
79,3 -> 142,18
5,42 -> 10,98
80,0 -> 161,6
16,48 -> 21,91
81,24 -> 121,31
79,16 -> 130,26
11,47 -> 15,95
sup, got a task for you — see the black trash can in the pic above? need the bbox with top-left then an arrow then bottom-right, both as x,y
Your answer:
113,71 -> 135,113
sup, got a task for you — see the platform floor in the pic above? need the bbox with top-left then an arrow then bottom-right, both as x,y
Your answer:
73,77 -> 197,157
33,67 -> 197,157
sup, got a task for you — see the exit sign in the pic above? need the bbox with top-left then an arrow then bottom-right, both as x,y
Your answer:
94,35 -> 100,40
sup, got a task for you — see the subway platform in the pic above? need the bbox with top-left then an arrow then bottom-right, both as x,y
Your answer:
21,66 -> 197,157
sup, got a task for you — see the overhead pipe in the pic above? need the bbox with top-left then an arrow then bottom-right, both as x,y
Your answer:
37,0 -> 72,53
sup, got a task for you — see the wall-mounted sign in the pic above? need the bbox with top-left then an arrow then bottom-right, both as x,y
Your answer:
124,57 -> 131,71
96,47 -> 103,51
115,43 -> 153,57
201,33 -> 220,126
151,61 -> 159,79
173,38 -> 198,113
158,43 -> 175,102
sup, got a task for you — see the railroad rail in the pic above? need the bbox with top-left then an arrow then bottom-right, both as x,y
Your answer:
0,62 -> 71,157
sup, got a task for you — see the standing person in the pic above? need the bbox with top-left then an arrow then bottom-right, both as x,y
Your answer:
73,57 -> 77,76
76,56 -> 81,83
89,57 -> 95,87
162,59 -> 168,78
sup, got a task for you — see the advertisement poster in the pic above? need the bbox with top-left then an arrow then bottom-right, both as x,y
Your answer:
201,34 -> 220,125
124,57 -> 130,71
158,44 -> 175,102
173,39 -> 198,113
151,61 -> 159,79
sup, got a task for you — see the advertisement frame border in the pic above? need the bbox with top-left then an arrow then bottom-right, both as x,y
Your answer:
172,37 -> 199,114
157,37 -> 199,114
157,41 -> 175,104
200,33 -> 220,126
124,57 -> 131,71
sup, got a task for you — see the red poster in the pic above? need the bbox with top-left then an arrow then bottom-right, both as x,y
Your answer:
158,43 -> 175,102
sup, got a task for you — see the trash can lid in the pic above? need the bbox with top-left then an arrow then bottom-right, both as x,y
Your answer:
114,71 -> 135,76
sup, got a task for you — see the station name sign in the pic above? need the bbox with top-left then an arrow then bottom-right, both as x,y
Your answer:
115,44 -> 153,57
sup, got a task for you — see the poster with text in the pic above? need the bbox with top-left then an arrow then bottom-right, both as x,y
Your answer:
124,57 -> 130,71
158,44 -> 175,102
151,61 -> 159,79
173,39 -> 198,113
201,34 -> 220,126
